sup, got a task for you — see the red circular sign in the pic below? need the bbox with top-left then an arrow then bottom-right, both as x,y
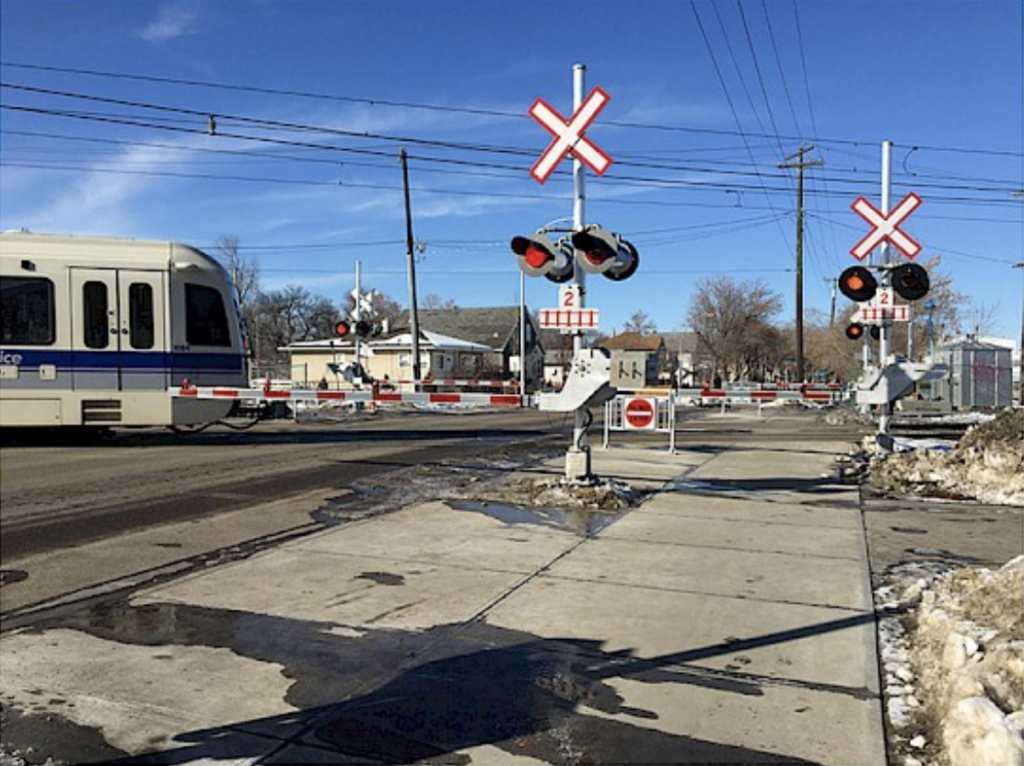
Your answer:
624,397 -> 655,429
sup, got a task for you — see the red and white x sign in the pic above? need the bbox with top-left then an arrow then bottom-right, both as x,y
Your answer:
850,192 -> 923,261
529,86 -> 613,184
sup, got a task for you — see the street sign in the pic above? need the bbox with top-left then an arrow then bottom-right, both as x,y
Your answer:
623,397 -> 656,430
850,192 -> 922,261
529,86 -> 612,184
539,308 -> 600,330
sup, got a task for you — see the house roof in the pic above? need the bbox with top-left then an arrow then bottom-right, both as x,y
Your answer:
660,331 -> 699,354
415,306 -> 524,349
599,331 -> 665,352
281,330 -> 493,354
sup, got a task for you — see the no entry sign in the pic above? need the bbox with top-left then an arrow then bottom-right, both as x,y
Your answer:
623,397 -> 656,430
529,86 -> 612,184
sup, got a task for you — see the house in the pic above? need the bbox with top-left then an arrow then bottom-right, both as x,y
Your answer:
414,307 -> 545,389
540,328 -> 576,389
283,330 -> 495,389
598,332 -> 669,389
660,331 -> 701,386
283,306 -> 545,390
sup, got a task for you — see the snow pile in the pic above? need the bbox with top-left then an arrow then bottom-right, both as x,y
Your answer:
868,408 -> 1024,506
528,476 -> 640,511
879,557 -> 1024,766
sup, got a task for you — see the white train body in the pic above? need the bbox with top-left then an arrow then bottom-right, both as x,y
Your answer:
1,232 -> 249,428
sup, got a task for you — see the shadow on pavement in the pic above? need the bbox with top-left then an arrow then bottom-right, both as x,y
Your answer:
31,601 -> 875,764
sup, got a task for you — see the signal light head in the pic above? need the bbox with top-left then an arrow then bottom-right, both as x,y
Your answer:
511,233 -> 574,282
838,265 -> 877,302
570,226 -> 639,281
891,262 -> 930,301
845,322 -> 865,340
335,320 -> 351,337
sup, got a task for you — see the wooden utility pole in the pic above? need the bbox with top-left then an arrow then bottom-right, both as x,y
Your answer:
779,146 -> 823,383
400,148 -> 421,384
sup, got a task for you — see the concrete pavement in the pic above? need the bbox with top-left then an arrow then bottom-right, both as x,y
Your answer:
0,417 -> 885,764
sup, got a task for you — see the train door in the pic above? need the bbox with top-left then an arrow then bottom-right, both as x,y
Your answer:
70,268 -> 167,391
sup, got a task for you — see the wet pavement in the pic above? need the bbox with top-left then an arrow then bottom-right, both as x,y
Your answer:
0,417 -> 884,764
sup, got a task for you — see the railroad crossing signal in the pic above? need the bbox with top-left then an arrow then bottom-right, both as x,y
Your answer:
529,87 -> 613,184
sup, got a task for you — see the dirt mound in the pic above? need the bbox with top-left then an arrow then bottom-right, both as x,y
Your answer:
867,407 -> 1023,506
957,408 -> 1024,454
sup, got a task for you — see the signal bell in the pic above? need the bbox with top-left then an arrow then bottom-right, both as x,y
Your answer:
510,232 -> 573,283
571,225 -> 639,281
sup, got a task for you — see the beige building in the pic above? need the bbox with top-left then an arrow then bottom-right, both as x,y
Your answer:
284,306 -> 545,391
284,330 -> 496,389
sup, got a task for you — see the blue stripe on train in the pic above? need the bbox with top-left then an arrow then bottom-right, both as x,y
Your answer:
0,348 -> 246,376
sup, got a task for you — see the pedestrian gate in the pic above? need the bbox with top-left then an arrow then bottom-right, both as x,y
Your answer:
603,391 -> 676,453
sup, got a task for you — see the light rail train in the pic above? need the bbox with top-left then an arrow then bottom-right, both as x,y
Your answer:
1,232 -> 249,429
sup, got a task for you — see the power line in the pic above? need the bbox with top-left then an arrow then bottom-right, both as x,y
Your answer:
4,61 -> 1020,158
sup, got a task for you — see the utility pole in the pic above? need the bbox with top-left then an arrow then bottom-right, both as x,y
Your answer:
1015,261 -> 1024,406
779,146 -> 823,383
825,276 -> 837,326
400,148 -> 421,385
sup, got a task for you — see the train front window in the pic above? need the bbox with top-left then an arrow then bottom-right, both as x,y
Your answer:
82,281 -> 109,349
185,284 -> 231,347
1,276 -> 55,345
128,282 -> 155,350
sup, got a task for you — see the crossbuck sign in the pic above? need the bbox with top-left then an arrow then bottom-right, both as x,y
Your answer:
850,192 -> 923,261
529,86 -> 612,184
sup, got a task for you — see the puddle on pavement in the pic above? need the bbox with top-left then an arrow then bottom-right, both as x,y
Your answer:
446,500 -> 618,537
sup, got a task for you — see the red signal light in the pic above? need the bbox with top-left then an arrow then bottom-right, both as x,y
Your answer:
838,265 -> 877,302
845,322 -> 865,340
524,244 -> 551,269
335,321 -> 351,337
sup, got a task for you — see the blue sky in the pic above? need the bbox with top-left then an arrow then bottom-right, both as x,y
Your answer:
2,0 -> 1022,343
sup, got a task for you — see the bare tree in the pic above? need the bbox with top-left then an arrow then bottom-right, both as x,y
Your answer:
623,310 -> 656,335
686,276 -> 783,383
215,235 -> 260,309
422,293 -> 457,310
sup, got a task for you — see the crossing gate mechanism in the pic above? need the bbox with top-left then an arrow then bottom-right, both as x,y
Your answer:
603,392 -> 676,453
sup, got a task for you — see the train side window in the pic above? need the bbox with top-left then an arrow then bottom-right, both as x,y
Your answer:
82,281 -> 109,349
0,276 -> 56,345
185,284 -> 231,347
128,282 -> 155,350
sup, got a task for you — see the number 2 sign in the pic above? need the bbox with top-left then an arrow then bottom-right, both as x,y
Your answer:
559,284 -> 581,309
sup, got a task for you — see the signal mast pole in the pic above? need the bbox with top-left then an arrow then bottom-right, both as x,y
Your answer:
878,140 -> 893,435
567,62 -> 591,481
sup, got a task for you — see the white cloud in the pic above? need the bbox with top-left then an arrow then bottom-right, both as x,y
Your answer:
137,3 -> 202,43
